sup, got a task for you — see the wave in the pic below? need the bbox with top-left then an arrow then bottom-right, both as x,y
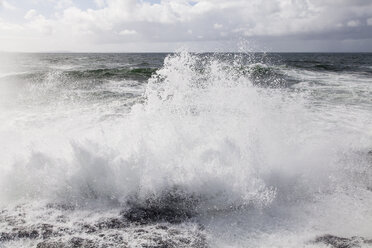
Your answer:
289,62 -> 356,72
1,51 -> 370,206
243,63 -> 297,87
285,59 -> 372,75
0,51 -> 372,247
0,67 -> 158,86
64,67 -> 158,81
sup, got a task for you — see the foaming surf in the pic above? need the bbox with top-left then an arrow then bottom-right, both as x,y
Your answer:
0,51 -> 371,247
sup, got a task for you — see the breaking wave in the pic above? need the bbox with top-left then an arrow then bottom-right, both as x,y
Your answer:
0,51 -> 371,247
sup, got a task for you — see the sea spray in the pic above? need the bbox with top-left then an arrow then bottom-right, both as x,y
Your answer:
0,52 -> 371,247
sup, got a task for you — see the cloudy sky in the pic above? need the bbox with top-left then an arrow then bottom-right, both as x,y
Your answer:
1,0 -> 372,52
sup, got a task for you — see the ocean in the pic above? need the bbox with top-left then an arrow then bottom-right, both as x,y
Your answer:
0,52 -> 371,248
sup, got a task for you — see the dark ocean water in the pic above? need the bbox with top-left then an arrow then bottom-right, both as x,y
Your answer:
0,52 -> 371,248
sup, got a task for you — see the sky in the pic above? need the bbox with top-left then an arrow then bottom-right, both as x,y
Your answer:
0,0 -> 372,52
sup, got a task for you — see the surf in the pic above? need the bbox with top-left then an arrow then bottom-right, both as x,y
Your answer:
0,51 -> 371,247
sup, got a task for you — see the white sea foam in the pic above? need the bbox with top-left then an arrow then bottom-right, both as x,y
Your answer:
0,52 -> 371,247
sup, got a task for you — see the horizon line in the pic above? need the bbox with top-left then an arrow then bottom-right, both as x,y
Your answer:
1,51 -> 372,54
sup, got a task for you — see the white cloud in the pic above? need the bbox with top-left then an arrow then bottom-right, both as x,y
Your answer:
56,0 -> 74,10
94,0 -> 106,8
220,32 -> 227,37
27,15 -> 53,35
24,10 -> 54,35
347,20 -> 360,27
1,0 -> 372,52
0,0 -> 16,10
55,0 -> 372,38
24,9 -> 37,20
0,17 -> 23,31
367,18 -> 372,26
119,29 -> 137,35
214,23 -> 223,29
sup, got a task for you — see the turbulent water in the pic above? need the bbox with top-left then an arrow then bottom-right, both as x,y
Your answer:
0,52 -> 371,248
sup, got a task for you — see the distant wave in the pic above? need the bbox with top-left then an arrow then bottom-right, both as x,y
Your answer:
65,67 -> 158,80
0,67 -> 158,82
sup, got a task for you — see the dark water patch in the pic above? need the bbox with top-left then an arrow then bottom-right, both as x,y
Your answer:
313,234 -> 372,248
0,67 -> 156,89
0,203 -> 207,248
65,67 -> 158,81
314,64 -> 340,71
287,62 -> 362,73
90,91 -> 138,100
122,188 -> 201,224
280,53 -> 372,74
36,237 -> 96,248
35,228 -> 207,248
95,217 -> 129,230
244,64 -> 297,87
0,228 -> 39,242
0,222 -> 74,243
